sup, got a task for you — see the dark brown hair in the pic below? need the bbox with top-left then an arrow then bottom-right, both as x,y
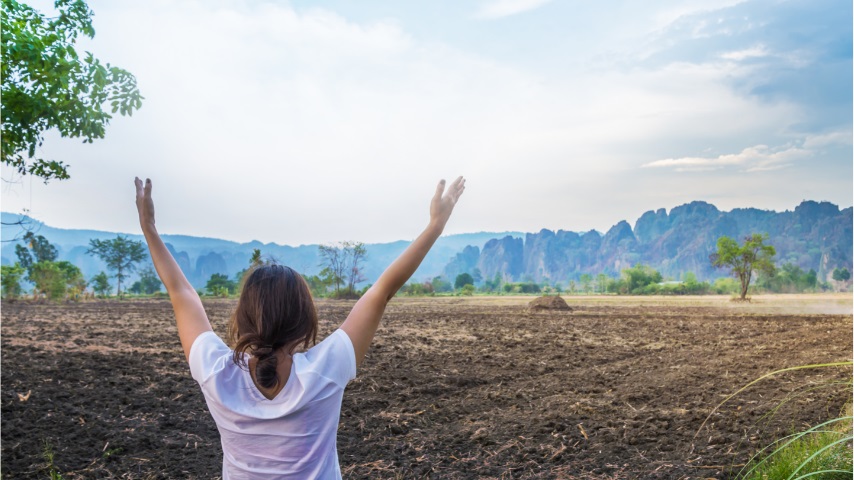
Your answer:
229,264 -> 318,390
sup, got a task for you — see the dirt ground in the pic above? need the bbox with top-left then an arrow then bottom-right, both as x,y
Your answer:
2,294 -> 851,479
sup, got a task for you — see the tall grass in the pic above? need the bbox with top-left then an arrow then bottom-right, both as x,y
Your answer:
698,362 -> 853,480
738,407 -> 852,479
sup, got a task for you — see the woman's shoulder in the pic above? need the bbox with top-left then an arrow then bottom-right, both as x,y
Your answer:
189,331 -> 234,384
296,329 -> 356,387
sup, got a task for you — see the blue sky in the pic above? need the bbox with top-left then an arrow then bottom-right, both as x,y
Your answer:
1,0 -> 851,245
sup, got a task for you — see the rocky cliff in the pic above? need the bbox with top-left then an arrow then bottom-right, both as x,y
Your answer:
446,200 -> 853,283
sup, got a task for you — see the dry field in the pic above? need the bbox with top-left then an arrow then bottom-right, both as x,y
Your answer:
2,294 -> 851,479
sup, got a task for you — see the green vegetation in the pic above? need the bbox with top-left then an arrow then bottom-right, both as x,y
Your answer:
90,271 -> 111,297
739,414 -> 852,480
454,272 -> 474,289
205,273 -> 236,297
86,235 -> 147,296
1,0 -> 143,181
42,439 -> 63,480
711,233 -> 776,300
832,267 -> 850,282
757,263 -> 818,293
8,233 -> 84,300
318,241 -> 366,298
1,262 -> 25,298
712,363 -> 854,480
128,266 -> 161,295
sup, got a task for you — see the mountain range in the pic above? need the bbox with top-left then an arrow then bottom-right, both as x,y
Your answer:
442,200 -> 852,284
2,199 -> 851,290
0,212 -> 521,289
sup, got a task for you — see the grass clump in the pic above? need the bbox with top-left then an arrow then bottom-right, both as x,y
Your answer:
699,362 -> 853,480
42,440 -> 63,480
738,410 -> 852,480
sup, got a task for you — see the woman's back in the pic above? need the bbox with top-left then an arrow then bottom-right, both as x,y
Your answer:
189,330 -> 356,479
134,176 -> 464,478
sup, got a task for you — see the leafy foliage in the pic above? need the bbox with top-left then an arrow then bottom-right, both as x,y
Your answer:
205,273 -> 236,296
1,0 -> 143,181
129,266 -> 161,295
832,267 -> 850,282
431,276 -> 453,293
15,231 -> 58,280
711,234 -> 776,300
454,272 -> 474,289
86,235 -> 147,296
758,263 -> 819,293
30,260 -> 84,300
90,271 -> 110,297
1,262 -> 25,298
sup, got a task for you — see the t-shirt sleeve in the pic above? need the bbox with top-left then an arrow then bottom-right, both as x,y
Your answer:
303,329 -> 357,388
188,331 -> 231,384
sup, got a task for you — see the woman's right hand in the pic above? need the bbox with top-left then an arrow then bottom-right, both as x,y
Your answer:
429,176 -> 466,229
135,177 -> 156,229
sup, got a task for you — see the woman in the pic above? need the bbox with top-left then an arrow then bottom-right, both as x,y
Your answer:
134,176 -> 465,479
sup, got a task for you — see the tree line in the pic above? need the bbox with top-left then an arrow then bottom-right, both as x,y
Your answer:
398,234 -> 851,298
2,232 -> 850,301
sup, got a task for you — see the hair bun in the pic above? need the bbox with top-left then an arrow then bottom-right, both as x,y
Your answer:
255,344 -> 275,357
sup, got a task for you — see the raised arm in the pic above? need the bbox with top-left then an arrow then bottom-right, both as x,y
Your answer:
340,177 -> 466,367
135,177 -> 211,361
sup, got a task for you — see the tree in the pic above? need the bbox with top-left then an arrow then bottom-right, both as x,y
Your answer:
28,260 -> 82,300
90,271 -> 111,297
15,231 -> 58,280
56,260 -> 86,297
832,267 -> 851,282
345,241 -> 367,295
710,234 -> 776,300
2,0 -> 143,181
471,268 -> 483,285
135,265 -> 161,294
87,235 -> 147,296
454,272 -> 474,290
318,241 -> 367,297
579,273 -> 592,294
431,276 -> 453,293
460,284 -> 476,296
1,263 -> 25,298
621,264 -> 663,293
318,243 -> 346,295
595,273 -> 609,294
205,273 -> 236,296
249,248 -> 264,268
30,261 -> 65,299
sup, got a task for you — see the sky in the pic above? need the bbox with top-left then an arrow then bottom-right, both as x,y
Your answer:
2,0 -> 851,246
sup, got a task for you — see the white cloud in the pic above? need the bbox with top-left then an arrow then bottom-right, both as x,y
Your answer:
642,144 -> 811,172
474,0 -> 552,19
719,44 -> 768,61
803,130 -> 853,149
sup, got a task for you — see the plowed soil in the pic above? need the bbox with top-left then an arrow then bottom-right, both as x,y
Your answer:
2,295 -> 851,479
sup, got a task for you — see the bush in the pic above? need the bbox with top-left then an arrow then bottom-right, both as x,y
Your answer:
459,284 -> 475,296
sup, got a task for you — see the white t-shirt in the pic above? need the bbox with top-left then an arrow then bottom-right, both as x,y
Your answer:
189,329 -> 357,479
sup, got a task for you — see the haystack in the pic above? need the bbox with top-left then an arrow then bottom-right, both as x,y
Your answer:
528,295 -> 572,311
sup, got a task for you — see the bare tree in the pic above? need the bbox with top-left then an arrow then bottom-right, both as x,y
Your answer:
318,243 -> 346,295
345,241 -> 367,294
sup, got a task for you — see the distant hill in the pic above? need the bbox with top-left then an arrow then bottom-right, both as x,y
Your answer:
441,200 -> 853,284
0,212 -> 523,289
